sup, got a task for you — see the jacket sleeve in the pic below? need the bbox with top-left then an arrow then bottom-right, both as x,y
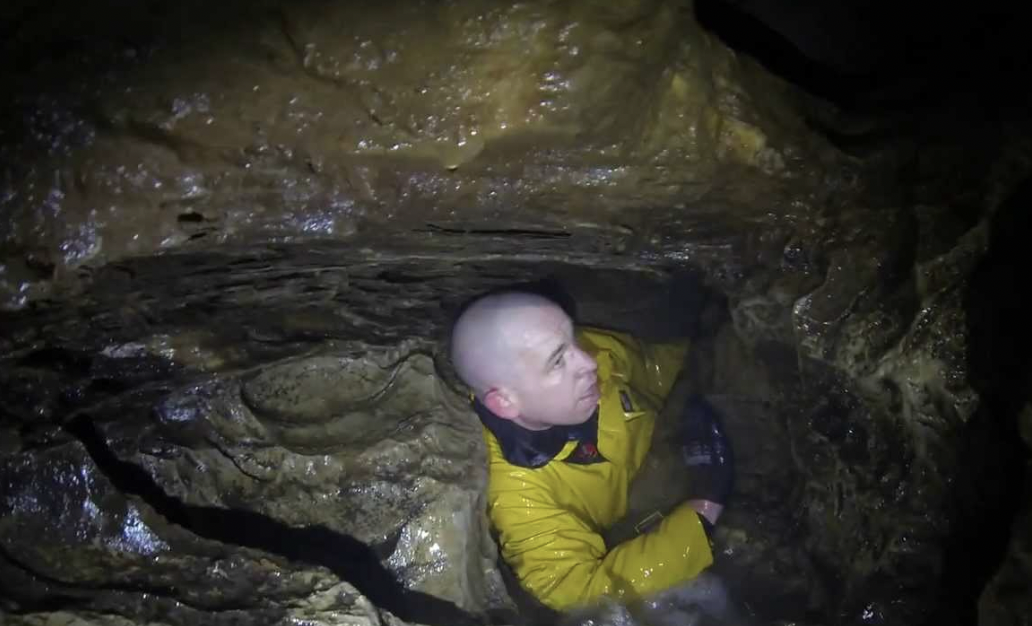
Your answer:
490,470 -> 714,611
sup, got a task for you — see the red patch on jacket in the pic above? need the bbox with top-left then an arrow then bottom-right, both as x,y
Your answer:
565,440 -> 606,465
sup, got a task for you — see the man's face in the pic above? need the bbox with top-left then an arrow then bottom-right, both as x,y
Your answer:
504,303 -> 600,429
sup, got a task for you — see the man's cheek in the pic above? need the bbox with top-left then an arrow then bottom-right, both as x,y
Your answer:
541,372 -> 564,387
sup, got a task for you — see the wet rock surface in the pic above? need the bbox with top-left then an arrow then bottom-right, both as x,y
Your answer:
0,436 -> 463,626
0,0 -> 831,310
2,0 -> 1031,625
1,336 -> 512,621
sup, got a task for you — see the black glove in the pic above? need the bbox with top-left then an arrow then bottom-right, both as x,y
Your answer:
678,394 -> 734,506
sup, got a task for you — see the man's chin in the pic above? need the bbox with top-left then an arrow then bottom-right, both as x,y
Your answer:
572,405 -> 597,424
579,389 -> 601,410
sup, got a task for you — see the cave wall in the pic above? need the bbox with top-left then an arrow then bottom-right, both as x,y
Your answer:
0,0 -> 837,311
2,0 -> 1031,624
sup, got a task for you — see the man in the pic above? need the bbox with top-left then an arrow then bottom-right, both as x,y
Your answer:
449,289 -> 734,612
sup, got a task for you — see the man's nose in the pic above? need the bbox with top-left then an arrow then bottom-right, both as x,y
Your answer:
573,346 -> 598,374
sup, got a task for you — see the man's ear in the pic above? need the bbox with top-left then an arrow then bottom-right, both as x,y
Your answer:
483,388 -> 520,420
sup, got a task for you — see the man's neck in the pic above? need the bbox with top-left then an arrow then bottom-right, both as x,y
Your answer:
510,415 -> 553,432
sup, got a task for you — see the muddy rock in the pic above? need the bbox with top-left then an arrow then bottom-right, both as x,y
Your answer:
0,437 -> 461,625
129,345 -> 504,613
1,0 -> 1030,624
0,0 -> 836,311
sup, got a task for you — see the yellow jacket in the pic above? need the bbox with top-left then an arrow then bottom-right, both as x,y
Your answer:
478,326 -> 714,611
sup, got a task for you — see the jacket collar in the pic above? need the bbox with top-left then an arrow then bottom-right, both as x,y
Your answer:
473,398 -> 600,469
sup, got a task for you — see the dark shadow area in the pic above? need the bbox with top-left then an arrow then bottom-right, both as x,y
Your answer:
61,414 -> 482,626
945,177 -> 1032,625
692,0 -> 880,105
441,268 -> 718,352
693,0 -> 1032,116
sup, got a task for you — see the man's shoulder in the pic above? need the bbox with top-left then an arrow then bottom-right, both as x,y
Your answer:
574,325 -> 638,358
577,324 -> 691,406
482,427 -> 569,494
575,325 -> 644,377
575,324 -> 632,342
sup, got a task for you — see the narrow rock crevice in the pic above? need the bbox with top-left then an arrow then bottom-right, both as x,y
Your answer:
418,224 -> 574,239
62,414 -> 481,626
943,175 -> 1032,624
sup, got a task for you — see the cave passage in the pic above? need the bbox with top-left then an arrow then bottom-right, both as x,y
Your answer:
2,0 -> 1031,623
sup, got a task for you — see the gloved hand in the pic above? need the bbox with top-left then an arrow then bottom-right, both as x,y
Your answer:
678,394 -> 734,506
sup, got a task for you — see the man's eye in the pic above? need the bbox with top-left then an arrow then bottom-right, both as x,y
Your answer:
553,356 -> 565,369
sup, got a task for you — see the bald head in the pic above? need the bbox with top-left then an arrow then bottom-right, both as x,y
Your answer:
450,290 -> 600,429
450,291 -> 561,395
